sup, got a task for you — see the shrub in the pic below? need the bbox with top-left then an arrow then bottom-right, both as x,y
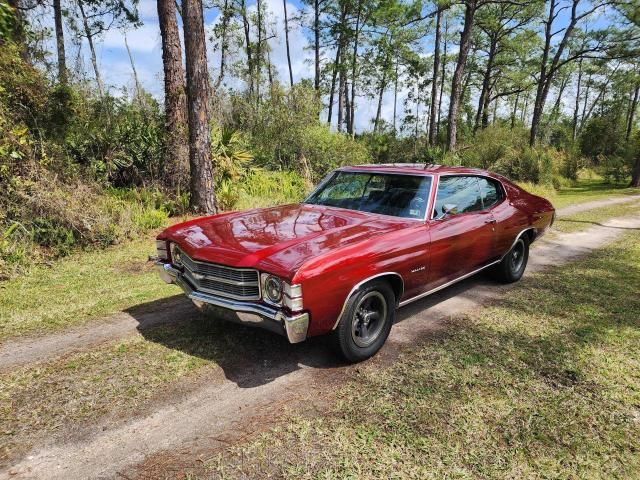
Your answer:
600,154 -> 631,183
515,182 -> 557,202
235,169 -> 308,210
297,125 -> 370,180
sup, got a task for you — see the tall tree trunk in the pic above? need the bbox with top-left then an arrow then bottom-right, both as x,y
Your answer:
428,7 -> 442,146
580,74 -> 592,128
255,0 -> 263,103
625,83 -> 639,142
53,0 -> 67,84
327,44 -> 341,124
183,0 -> 215,214
124,32 -> 144,105
283,0 -> 294,87
338,67 -> 345,132
572,59 -> 583,140
492,96 -> 498,124
529,0 -> 581,146
374,72 -> 387,133
345,80 -> 352,132
446,0 -> 476,151
240,0 -> 253,97
8,0 -> 28,59
511,91 -> 519,129
348,0 -> 363,136
78,0 -> 104,96
550,72 -> 569,120
393,56 -> 399,132
313,0 -> 320,92
474,38 -> 496,133
631,155 -> 640,187
214,0 -> 230,90
437,18 -> 448,138
266,43 -> 274,91
158,0 -> 189,191
481,84 -> 491,128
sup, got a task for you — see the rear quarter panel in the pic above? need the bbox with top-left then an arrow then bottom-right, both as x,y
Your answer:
498,176 -> 555,250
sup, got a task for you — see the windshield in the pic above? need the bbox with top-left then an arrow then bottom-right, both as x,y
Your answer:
305,171 -> 432,220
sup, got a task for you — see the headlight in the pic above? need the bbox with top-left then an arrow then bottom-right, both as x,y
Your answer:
169,242 -> 182,266
261,274 -> 303,311
156,240 -> 168,260
263,274 -> 283,303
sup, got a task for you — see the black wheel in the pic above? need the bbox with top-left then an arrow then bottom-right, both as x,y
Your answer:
491,235 -> 529,283
333,280 -> 395,363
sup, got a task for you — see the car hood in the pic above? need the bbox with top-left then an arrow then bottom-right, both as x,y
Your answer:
160,203 -> 412,279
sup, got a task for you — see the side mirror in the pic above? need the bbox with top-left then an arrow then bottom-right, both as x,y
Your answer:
436,204 -> 458,220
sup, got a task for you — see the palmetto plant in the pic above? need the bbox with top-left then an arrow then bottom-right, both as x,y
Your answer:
211,126 -> 253,210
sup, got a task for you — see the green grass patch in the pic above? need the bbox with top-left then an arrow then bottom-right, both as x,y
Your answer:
554,200 -> 640,233
553,179 -> 638,209
204,233 -> 640,479
0,237 -> 173,341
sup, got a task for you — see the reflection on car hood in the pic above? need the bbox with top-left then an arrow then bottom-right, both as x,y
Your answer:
161,203 -> 412,278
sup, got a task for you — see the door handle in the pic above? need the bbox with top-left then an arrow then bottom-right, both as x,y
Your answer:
484,218 -> 497,224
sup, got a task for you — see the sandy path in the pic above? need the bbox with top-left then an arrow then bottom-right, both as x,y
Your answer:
2,197 -> 637,372
3,209 -> 639,479
555,194 -> 640,216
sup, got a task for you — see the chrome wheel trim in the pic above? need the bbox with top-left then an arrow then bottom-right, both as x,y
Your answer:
510,239 -> 525,273
351,291 -> 388,348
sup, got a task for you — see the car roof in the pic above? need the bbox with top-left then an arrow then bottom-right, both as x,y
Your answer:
337,164 -> 493,177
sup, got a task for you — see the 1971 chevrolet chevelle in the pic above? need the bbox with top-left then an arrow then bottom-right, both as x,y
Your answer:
154,164 -> 555,362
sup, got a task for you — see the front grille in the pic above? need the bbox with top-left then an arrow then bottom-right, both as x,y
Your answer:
174,247 -> 260,300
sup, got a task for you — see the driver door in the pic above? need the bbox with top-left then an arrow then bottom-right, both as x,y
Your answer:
426,176 -> 496,290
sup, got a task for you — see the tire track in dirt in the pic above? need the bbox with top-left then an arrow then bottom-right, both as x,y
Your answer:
555,194 -> 640,216
3,212 -> 639,480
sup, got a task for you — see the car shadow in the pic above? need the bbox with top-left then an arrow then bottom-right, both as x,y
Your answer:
128,273 -> 496,389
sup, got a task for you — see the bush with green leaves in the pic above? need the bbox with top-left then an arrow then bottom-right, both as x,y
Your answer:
227,84 -> 370,180
63,94 -> 164,186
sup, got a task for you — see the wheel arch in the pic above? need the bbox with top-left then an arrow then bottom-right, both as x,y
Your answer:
502,227 -> 536,260
332,272 -> 404,330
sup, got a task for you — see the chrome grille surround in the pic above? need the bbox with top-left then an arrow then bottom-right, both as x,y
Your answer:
173,247 -> 260,301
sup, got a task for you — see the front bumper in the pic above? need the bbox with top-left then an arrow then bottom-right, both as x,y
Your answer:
155,261 -> 309,343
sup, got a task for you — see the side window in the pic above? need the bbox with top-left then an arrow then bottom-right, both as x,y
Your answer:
433,176 -> 483,217
477,177 -> 503,209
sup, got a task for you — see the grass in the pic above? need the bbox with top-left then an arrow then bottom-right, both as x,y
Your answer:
0,237 -> 174,341
200,232 -> 640,479
554,199 -> 640,233
553,179 -> 638,209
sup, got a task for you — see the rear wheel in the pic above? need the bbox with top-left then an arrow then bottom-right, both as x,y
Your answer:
491,235 -> 529,283
333,280 -> 395,363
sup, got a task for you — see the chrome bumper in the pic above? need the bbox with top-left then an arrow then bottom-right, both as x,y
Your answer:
155,262 -> 309,343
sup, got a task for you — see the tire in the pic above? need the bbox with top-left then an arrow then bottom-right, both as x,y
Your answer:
491,235 -> 529,283
333,280 -> 395,363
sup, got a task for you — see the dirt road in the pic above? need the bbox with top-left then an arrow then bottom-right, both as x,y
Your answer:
2,202 -> 640,479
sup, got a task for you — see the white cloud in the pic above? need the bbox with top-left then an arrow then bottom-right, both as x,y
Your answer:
137,0 -> 160,20
102,24 -> 162,53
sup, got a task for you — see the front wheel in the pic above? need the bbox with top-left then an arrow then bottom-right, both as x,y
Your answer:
333,280 -> 395,363
491,235 -> 529,283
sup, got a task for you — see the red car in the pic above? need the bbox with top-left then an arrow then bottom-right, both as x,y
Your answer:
154,164 -> 555,362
